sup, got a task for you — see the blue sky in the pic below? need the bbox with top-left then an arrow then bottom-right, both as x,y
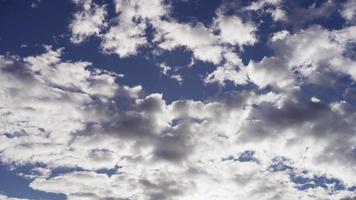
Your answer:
0,0 -> 356,199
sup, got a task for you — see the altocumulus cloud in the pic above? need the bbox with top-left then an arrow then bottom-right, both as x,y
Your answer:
0,0 -> 356,199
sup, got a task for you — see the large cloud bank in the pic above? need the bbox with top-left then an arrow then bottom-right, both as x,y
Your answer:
1,0 -> 356,199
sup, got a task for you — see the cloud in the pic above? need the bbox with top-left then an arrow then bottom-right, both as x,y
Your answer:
70,0 -> 107,43
204,51 -> 248,86
210,25 -> 356,89
68,0 -> 260,65
2,1 -> 356,200
0,194 -> 29,200
101,23 -> 147,58
0,47 -> 141,170
154,20 -> 223,64
70,0 -> 168,58
244,0 -> 286,21
204,63 -> 247,86
284,0 -> 342,27
341,0 -> 356,23
215,15 -> 257,47
30,170 -> 194,200
246,55 -> 294,88
2,46 -> 356,199
153,12 -> 258,64
158,63 -> 183,83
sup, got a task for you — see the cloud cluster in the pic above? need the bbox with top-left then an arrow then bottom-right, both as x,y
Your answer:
247,25 -> 356,89
69,0 -> 257,80
1,46 -> 356,199
1,0 -> 356,199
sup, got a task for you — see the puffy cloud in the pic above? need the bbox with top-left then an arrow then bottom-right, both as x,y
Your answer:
204,63 -> 247,86
0,47 -> 141,170
153,13 -> 258,64
341,0 -> 356,23
154,20 -> 223,64
97,0 -> 170,58
70,0 -> 107,43
100,0 -> 150,57
215,15 -> 257,47
204,51 -> 248,86
70,0 -> 168,58
68,0 -> 260,64
239,26 -> 356,89
115,0 -> 167,20
101,22 -> 147,58
246,56 -> 294,88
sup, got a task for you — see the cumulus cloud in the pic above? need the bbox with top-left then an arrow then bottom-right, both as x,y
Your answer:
97,0 -> 169,58
70,0 -> 107,43
1,46 -> 356,199
70,0 -> 168,57
209,25 -> 356,89
101,22 -> 147,57
153,20 -> 223,64
4,49 -> 356,196
68,0 -> 260,64
2,1 -> 356,200
270,26 -> 356,86
341,0 -> 356,23
204,51 -> 248,86
152,12 -> 258,64
0,47 -> 141,170
215,15 -> 257,47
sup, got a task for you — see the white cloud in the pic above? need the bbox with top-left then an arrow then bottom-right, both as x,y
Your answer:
271,30 -> 289,41
270,7 -> 287,21
67,0 -> 263,71
70,0 -> 168,58
205,63 -> 247,86
115,0 -> 166,20
341,0 -> 356,23
154,20 -> 223,64
159,63 -> 183,83
70,0 -> 107,43
246,56 -> 295,88
215,15 -> 257,47
276,26 -> 356,82
100,0 -> 169,58
101,24 -> 147,58
223,25 -> 356,89
204,50 -> 249,86
0,194 -> 29,200
0,47 -> 142,170
245,0 -> 286,21
68,0 -> 260,64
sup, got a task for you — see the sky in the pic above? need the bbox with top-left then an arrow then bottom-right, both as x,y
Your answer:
0,0 -> 356,199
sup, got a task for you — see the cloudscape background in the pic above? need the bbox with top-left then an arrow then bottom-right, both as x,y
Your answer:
0,0 -> 356,199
